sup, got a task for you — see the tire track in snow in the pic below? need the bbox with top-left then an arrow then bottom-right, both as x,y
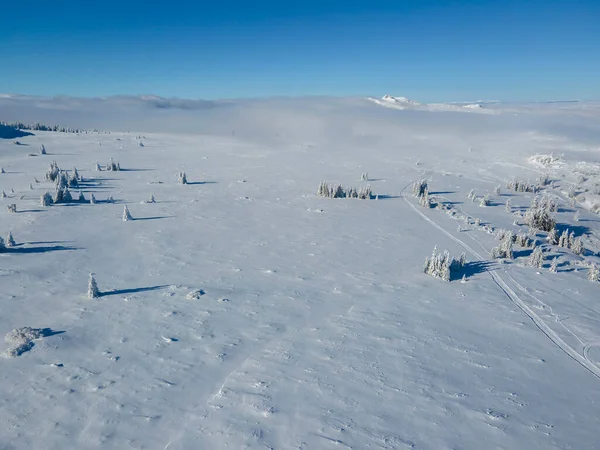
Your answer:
402,194 -> 600,380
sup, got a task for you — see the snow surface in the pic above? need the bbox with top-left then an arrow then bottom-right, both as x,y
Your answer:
1,95 -> 600,449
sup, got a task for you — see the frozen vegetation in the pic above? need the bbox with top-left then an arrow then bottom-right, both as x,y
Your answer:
0,95 -> 600,449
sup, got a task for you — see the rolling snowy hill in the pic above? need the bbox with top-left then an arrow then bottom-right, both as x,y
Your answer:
1,95 -> 600,449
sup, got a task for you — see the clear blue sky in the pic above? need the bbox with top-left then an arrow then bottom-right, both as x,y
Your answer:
1,0 -> 598,101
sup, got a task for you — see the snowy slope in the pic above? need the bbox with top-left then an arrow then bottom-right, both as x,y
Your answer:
1,96 -> 600,449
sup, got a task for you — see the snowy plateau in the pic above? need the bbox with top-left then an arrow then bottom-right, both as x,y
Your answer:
1,94 -> 600,449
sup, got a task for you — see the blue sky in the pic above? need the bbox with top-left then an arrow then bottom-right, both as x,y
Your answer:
1,0 -> 598,101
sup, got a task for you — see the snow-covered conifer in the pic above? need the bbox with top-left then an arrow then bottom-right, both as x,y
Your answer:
361,172 -> 368,181
549,257 -> 558,273
95,162 -> 101,171
0,191 -> 5,199
62,188 -> 72,203
494,184 -> 501,195
29,182 -> 33,190
6,231 -> 16,247
7,204 -> 17,213
479,194 -> 490,207
529,246 -> 544,269
0,167 -> 5,174
148,194 -> 155,203
87,274 -> 99,298
412,179 -> 428,198
574,210 -> 580,222
40,191 -> 53,206
588,263 -> 599,282
547,228 -> 558,245
123,205 -> 133,222
572,237 -> 584,255
78,191 -> 86,202
0,236 -> 5,251
178,171 -> 188,185
40,144 -> 46,155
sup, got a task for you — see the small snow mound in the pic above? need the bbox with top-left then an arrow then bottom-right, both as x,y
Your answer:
529,154 -> 562,167
463,103 -> 483,109
381,95 -> 421,106
186,289 -> 205,300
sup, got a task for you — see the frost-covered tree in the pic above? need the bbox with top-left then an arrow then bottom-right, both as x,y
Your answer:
69,167 -> 79,187
507,178 -> 537,193
107,158 -> 120,171
78,191 -> 86,202
62,188 -> 72,203
40,191 -> 53,206
423,247 -> 466,281
494,184 -> 501,195
589,263 -> 600,282
549,257 -> 558,273
0,167 -> 5,174
524,205 -> 555,232
574,210 -> 580,222
479,194 -> 491,207
90,193 -> 96,204
40,144 -> 46,155
123,205 -> 133,222
95,162 -> 102,172
412,179 -> 428,198
7,204 -> 17,213
331,183 -> 345,198
0,191 -> 5,199
45,161 -> 60,182
571,237 -> 584,255
419,188 -> 432,208
529,246 -> 544,269
357,185 -> 372,200
547,228 -> 558,245
6,231 -> 16,247
87,274 -> 99,299
466,189 -> 475,201
491,231 -> 514,259
361,172 -> 369,181
178,171 -> 188,185
0,236 -> 5,251
538,173 -> 550,186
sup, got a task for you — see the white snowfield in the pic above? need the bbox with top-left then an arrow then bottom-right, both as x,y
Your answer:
1,95 -> 600,449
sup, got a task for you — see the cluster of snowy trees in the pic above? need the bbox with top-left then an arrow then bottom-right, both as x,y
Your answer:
523,199 -> 556,232
412,179 -> 433,207
316,181 -> 373,199
0,121 -> 84,134
0,231 -> 16,251
41,161 -> 88,205
423,247 -> 466,281
506,178 -> 538,193
548,228 -> 584,255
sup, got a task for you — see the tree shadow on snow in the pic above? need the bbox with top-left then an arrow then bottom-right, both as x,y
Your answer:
453,260 -> 495,280
118,168 -> 156,172
186,181 -> 217,185
100,285 -> 169,297
133,216 -> 174,221
7,245 -> 79,254
18,209 -> 44,213
556,223 -> 593,237
376,194 -> 400,200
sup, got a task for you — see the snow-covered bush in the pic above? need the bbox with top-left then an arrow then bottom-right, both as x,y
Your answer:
529,246 -> 544,269
123,205 -> 133,221
3,327 -> 44,358
423,247 -> 467,281
178,171 -> 188,185
40,191 -> 53,206
87,274 -> 99,298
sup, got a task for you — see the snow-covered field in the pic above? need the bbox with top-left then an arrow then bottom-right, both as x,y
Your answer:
1,95 -> 600,449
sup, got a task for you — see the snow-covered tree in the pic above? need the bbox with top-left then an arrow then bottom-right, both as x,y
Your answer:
589,263 -> 599,282
466,189 -> 475,201
412,179 -> 428,198
491,231 -> 514,259
148,194 -> 156,203
549,257 -> 558,273
357,185 -> 372,200
494,184 -> 501,195
574,210 -> 580,222
361,172 -> 369,181
7,204 -> 17,213
45,161 -> 60,182
423,247 -> 466,281
0,167 -> 5,174
524,205 -> 555,232
107,158 -> 119,171
78,191 -> 86,202
123,205 -> 133,222
87,274 -> 99,298
0,236 -> 5,251
547,228 -> 558,245
90,193 -> 96,204
571,237 -> 584,255
62,188 -> 72,203
6,231 -> 16,247
95,162 -> 102,171
479,194 -> 491,207
178,171 -> 188,185
529,246 -> 544,269
40,191 -> 53,206
40,144 -> 47,155
0,191 -> 5,199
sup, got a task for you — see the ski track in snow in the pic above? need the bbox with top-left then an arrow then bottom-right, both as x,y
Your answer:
402,192 -> 600,379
